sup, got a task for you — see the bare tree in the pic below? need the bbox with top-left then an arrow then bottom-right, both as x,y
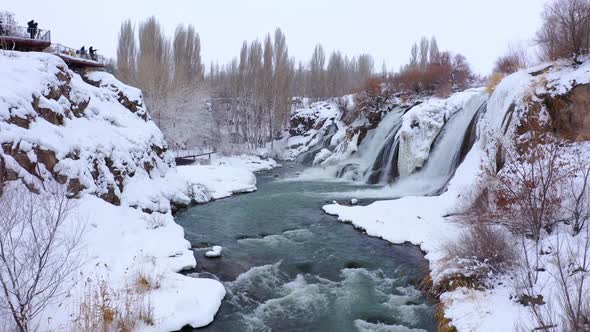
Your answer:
116,20 -> 137,85
418,36 -> 430,70
309,44 -> 326,100
488,141 -> 566,241
550,222 -> 590,332
429,37 -> 440,64
536,0 -> 590,61
271,28 -> 292,142
0,184 -> 84,332
409,42 -> 419,69
173,24 -> 203,86
137,17 -> 171,128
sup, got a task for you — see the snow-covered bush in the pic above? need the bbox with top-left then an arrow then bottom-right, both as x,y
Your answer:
443,224 -> 516,281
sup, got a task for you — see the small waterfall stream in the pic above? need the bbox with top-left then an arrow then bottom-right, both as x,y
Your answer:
365,123 -> 402,184
295,123 -> 339,165
383,95 -> 487,196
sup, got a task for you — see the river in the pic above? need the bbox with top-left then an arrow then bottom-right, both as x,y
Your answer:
177,165 -> 436,332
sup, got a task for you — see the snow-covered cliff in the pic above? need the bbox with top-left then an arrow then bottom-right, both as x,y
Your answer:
0,51 -> 232,331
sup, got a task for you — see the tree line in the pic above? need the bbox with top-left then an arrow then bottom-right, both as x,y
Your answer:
207,39 -> 377,148
116,17 -> 214,150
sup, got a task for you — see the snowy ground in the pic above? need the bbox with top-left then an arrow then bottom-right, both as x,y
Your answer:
37,154 -> 277,331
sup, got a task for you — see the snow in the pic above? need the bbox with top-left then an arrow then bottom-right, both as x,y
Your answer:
312,148 -> 333,165
205,245 -> 223,258
0,51 -> 278,331
212,154 -> 279,173
440,282 -> 523,332
37,194 -> 226,332
284,101 -> 341,160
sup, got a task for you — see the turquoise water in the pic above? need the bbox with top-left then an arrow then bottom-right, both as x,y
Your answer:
177,166 -> 436,332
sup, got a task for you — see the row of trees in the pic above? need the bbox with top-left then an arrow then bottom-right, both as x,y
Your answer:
116,17 -> 214,149
390,36 -> 473,96
115,0 -> 589,151
207,29 -> 292,148
207,40 -> 377,148
116,17 -> 379,150
293,46 -> 375,99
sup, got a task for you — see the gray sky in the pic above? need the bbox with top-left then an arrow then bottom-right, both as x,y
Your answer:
6,0 -> 546,74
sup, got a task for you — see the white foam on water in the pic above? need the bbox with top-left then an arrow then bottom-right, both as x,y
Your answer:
237,229 -> 313,246
354,319 -> 428,332
231,267 -> 430,331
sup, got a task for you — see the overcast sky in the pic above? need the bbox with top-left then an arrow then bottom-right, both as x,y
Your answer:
6,0 -> 546,74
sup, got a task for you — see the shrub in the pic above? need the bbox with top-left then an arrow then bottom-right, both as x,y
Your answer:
390,43 -> 473,97
73,278 -> 155,332
444,224 -> 516,277
348,78 -> 394,125
145,212 -> 167,229
494,46 -> 529,74
133,269 -> 163,294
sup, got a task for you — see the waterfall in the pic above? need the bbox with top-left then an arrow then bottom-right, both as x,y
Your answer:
360,103 -> 422,184
365,125 -> 402,184
293,91 -> 487,194
385,95 -> 488,196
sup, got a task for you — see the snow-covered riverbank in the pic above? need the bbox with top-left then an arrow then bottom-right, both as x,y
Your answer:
39,155 -> 278,331
0,51 -> 279,331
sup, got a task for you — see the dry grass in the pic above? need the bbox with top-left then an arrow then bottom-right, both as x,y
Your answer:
486,72 -> 506,94
72,277 -> 156,332
434,302 -> 458,332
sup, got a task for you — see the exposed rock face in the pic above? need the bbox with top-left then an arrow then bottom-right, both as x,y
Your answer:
0,52 -> 172,206
545,83 -> 590,140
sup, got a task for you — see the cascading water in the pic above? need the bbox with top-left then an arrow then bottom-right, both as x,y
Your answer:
365,127 -> 402,184
356,104 -> 422,184
333,108 -> 405,182
294,91 -> 488,195
384,94 -> 488,196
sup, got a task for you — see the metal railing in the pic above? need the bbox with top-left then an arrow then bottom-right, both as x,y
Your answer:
48,43 -> 110,66
0,23 -> 50,42
172,148 -> 215,159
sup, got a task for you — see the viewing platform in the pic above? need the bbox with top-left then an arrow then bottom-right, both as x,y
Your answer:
0,23 -> 51,51
48,44 -> 109,69
0,23 -> 108,69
